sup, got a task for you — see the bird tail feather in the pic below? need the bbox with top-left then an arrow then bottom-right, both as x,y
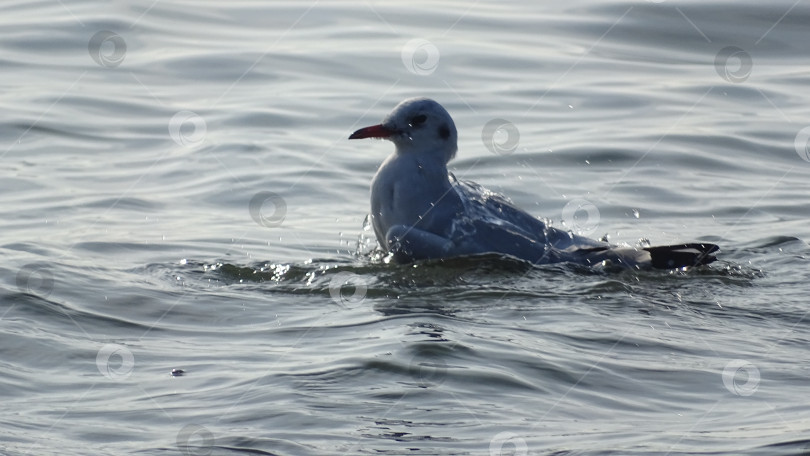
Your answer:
643,243 -> 720,269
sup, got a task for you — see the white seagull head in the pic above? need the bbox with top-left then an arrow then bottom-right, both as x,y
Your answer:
349,97 -> 458,164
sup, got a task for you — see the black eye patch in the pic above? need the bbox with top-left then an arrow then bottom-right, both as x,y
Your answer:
438,124 -> 450,139
409,114 -> 427,127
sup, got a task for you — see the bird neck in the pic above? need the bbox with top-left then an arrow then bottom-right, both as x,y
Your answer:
394,143 -> 455,168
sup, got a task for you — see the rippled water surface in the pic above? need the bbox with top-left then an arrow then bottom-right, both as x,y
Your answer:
2,1 -> 810,455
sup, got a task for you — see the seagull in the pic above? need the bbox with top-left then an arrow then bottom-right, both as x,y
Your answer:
349,97 -> 718,269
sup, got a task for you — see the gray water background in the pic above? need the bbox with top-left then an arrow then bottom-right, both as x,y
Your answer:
2,1 -> 810,455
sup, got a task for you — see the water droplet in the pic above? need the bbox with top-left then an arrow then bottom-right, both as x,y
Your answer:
633,209 -> 640,219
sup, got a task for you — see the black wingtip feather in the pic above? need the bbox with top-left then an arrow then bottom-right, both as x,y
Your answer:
643,243 -> 720,269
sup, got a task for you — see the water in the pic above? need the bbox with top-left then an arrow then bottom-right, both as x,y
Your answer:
2,1 -> 810,455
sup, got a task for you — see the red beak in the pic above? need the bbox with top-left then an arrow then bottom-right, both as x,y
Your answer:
349,124 -> 397,140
